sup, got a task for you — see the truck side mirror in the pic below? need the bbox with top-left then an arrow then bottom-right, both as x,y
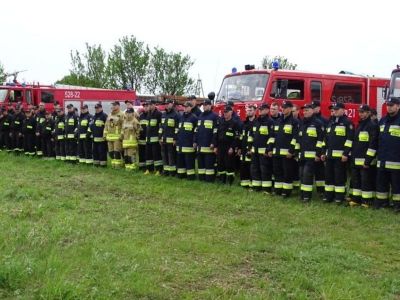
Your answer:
383,85 -> 388,100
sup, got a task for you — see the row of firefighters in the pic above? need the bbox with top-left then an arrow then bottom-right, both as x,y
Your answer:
0,94 -> 400,211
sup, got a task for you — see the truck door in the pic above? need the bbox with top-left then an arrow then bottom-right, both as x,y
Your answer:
330,82 -> 365,124
268,77 -> 305,108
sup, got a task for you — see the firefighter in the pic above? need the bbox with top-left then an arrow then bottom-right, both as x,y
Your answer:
189,95 -> 202,117
312,100 -> 329,196
194,98 -> 219,182
321,102 -> 354,204
10,105 -> 25,153
104,101 -> 124,168
41,111 -> 55,159
0,108 -> 12,152
122,108 -> 140,170
348,105 -> 378,207
22,109 -> 36,156
35,103 -> 46,157
65,104 -> 78,162
270,100 -> 299,198
239,105 -> 256,188
138,102 -> 149,171
54,108 -> 66,161
213,105 -> 241,185
298,104 -> 324,202
77,104 -> 93,164
145,100 -> 163,174
90,103 -> 108,167
250,103 -> 274,193
176,101 -> 198,179
375,97 -> 400,211
159,99 -> 179,176
370,109 -> 378,124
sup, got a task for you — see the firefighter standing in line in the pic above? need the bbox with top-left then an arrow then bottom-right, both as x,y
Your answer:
122,108 -> 140,170
195,97 -> 219,182
145,100 -> 163,175
159,99 -> 179,176
312,100 -> 329,196
138,102 -> 149,171
270,100 -> 299,198
375,97 -> 400,211
239,105 -> 256,188
104,101 -> 124,168
213,105 -> 241,185
0,109 -> 13,152
250,103 -> 275,193
77,104 -> 93,164
348,105 -> 379,207
90,103 -> 108,167
10,106 -> 25,153
35,103 -> 46,157
65,104 -> 78,162
189,95 -> 202,117
321,102 -> 354,204
22,109 -> 36,156
176,101 -> 198,180
54,108 -> 66,161
297,104 -> 324,202
41,111 -> 55,159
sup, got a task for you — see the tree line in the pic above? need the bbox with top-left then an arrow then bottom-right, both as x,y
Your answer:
56,36 -> 196,96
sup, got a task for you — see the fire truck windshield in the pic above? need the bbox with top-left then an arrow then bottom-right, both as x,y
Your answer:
216,73 -> 269,102
389,71 -> 400,98
0,89 -> 7,102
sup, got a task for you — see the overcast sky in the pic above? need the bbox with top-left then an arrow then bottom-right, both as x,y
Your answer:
1,0 -> 399,95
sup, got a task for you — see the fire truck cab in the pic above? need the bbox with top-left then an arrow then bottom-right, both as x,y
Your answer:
0,83 -> 137,114
214,66 -> 389,123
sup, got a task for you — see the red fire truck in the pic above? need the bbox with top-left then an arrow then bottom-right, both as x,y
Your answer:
387,65 -> 400,102
213,65 -> 389,123
0,83 -> 137,114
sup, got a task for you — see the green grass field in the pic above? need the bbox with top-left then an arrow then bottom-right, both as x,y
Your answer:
0,152 -> 400,299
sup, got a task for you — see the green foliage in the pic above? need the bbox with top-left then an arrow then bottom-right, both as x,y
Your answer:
107,36 -> 150,93
261,55 -> 298,70
2,152 -> 399,299
57,36 -> 195,95
0,61 -> 5,83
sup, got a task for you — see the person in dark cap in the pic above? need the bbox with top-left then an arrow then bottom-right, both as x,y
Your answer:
40,110 -> 55,160
269,100 -> 300,198
144,99 -> 163,174
188,95 -> 201,117
21,108 -> 37,156
176,101 -> 198,180
54,107 -> 66,161
0,108 -> 12,152
90,103 -> 108,167
213,105 -> 241,184
250,103 -> 274,194
321,102 -> 354,204
194,98 -> 219,182
65,104 -> 78,162
104,101 -> 124,168
137,102 -> 149,171
239,104 -> 256,188
77,104 -> 93,164
10,105 -> 25,153
297,103 -> 325,202
370,108 -> 378,124
348,104 -> 379,208
159,99 -> 180,176
375,97 -> 400,211
35,102 -> 46,156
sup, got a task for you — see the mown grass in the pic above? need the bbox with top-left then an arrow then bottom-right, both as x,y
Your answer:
0,151 -> 400,299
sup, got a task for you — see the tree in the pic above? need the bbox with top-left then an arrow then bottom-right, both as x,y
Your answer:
57,44 -> 107,88
0,61 -> 5,83
107,36 -> 150,92
147,48 -> 195,95
261,55 -> 297,70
